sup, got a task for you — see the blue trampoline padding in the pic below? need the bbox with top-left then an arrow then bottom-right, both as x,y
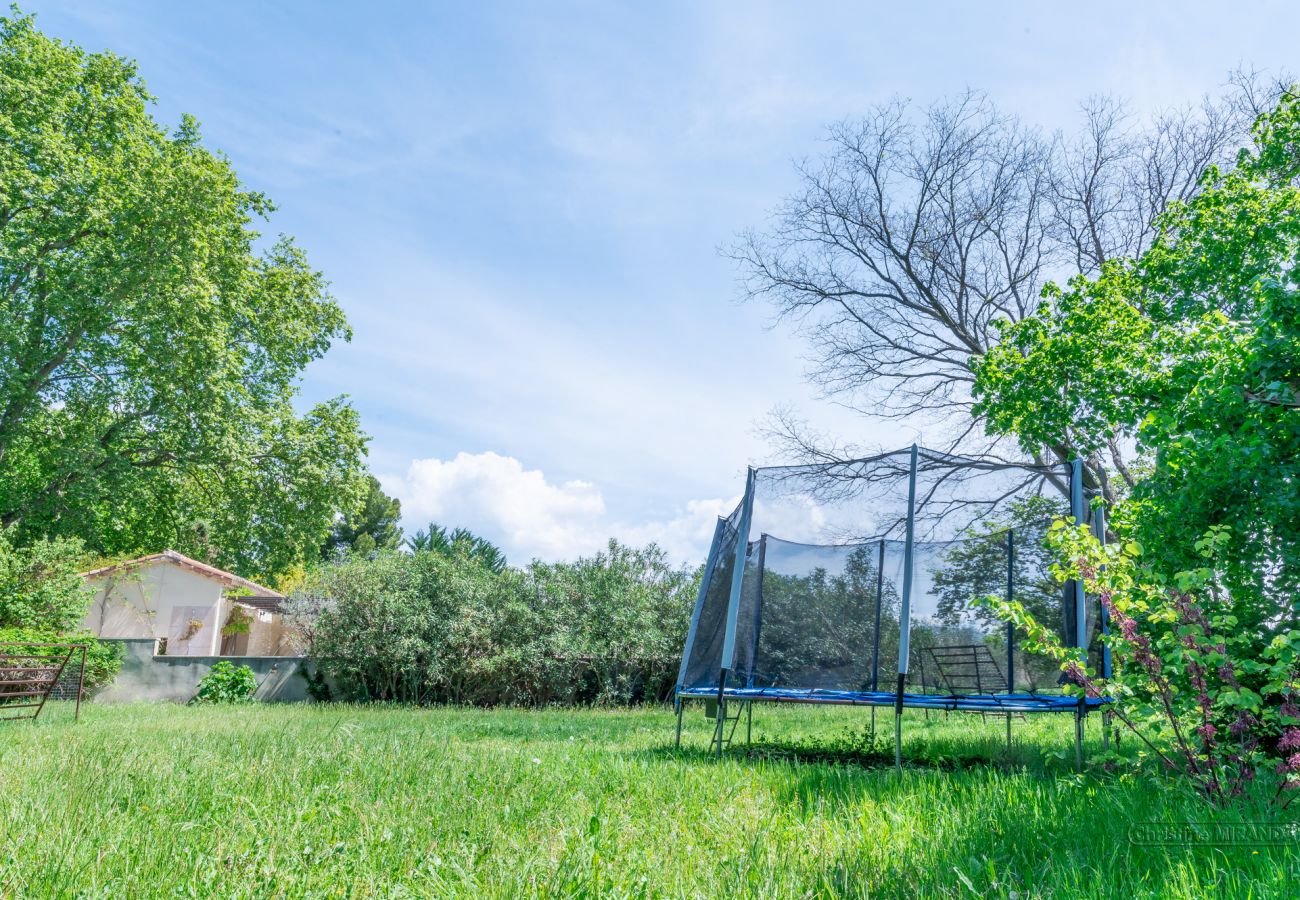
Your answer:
676,685 -> 1108,714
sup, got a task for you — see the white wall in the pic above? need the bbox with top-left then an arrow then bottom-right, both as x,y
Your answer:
82,562 -> 226,656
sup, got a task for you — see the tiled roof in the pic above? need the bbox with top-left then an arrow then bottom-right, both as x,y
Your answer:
79,550 -> 284,599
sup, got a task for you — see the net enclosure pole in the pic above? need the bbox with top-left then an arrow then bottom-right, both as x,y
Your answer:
871,539 -> 885,692
1095,500 -> 1113,753
1094,502 -> 1112,679
895,444 -> 919,771
717,467 -> 757,756
1006,529 -> 1015,694
1070,458 -> 1087,652
1005,529 -> 1015,755
1071,458 -> 1087,771
720,467 -> 757,673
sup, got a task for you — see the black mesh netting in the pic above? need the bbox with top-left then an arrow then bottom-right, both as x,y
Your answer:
678,447 -> 1102,697
678,502 -> 743,690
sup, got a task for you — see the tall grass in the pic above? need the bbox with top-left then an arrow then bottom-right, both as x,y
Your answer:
0,702 -> 1295,897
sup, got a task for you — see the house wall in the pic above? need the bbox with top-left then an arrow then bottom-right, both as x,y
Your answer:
83,563 -> 226,656
245,610 -> 293,656
95,639 -> 315,703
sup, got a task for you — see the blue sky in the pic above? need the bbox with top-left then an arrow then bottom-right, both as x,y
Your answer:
27,1 -> 1299,562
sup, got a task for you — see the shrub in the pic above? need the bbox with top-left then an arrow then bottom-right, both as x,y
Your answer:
300,540 -> 699,706
522,542 -> 698,705
304,550 -> 511,703
982,519 -> 1300,807
192,660 -> 257,704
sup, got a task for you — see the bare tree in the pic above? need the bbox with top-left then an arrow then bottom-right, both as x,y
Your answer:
732,74 -> 1289,504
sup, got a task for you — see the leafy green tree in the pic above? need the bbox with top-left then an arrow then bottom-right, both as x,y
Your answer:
0,524 -> 120,689
0,10 -> 367,577
755,544 -> 900,691
974,89 -> 1300,659
930,497 -> 1062,637
526,540 -> 697,703
407,523 -> 506,573
406,524 -> 450,554
0,524 -> 91,631
320,476 -> 402,559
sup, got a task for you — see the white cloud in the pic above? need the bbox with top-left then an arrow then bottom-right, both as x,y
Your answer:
380,451 -> 734,565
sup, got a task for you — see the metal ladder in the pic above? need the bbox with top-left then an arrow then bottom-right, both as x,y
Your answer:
705,698 -> 749,755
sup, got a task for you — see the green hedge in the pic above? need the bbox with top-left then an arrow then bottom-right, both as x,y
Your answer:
296,541 -> 698,706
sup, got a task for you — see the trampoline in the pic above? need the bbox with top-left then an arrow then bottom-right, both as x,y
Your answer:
673,445 -> 1111,768
676,686 -> 1105,714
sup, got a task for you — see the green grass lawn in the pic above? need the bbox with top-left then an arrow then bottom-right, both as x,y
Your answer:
2,701 -> 1296,898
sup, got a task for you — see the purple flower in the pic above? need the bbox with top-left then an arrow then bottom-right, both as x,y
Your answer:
1280,729 -> 1300,752
1230,711 -> 1257,738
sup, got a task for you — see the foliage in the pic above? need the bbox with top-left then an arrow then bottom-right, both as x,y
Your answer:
407,523 -> 506,573
320,476 -> 403,559
523,541 -> 697,704
191,660 -> 257,704
299,540 -> 696,706
0,524 -> 92,631
296,665 -> 332,702
981,520 -> 1300,807
221,605 -> 253,638
0,10 -> 368,577
974,89 -> 1300,691
927,496 -> 1066,689
278,591 -> 330,656
301,551 -> 476,704
756,544 -> 900,690
0,529 -> 119,691
0,625 -> 121,691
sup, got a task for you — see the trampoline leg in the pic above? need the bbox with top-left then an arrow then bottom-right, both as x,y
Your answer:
1074,706 -> 1085,772
870,706 -> 877,740
745,701 -> 753,746
716,697 -> 726,758
1102,710 -> 1111,753
1005,713 -> 1012,757
894,674 -> 905,772
674,698 -> 684,749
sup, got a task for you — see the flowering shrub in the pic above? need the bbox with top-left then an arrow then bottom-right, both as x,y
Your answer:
981,520 -> 1300,807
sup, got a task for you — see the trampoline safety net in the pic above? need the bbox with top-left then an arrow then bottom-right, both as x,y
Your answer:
676,446 -> 1104,704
